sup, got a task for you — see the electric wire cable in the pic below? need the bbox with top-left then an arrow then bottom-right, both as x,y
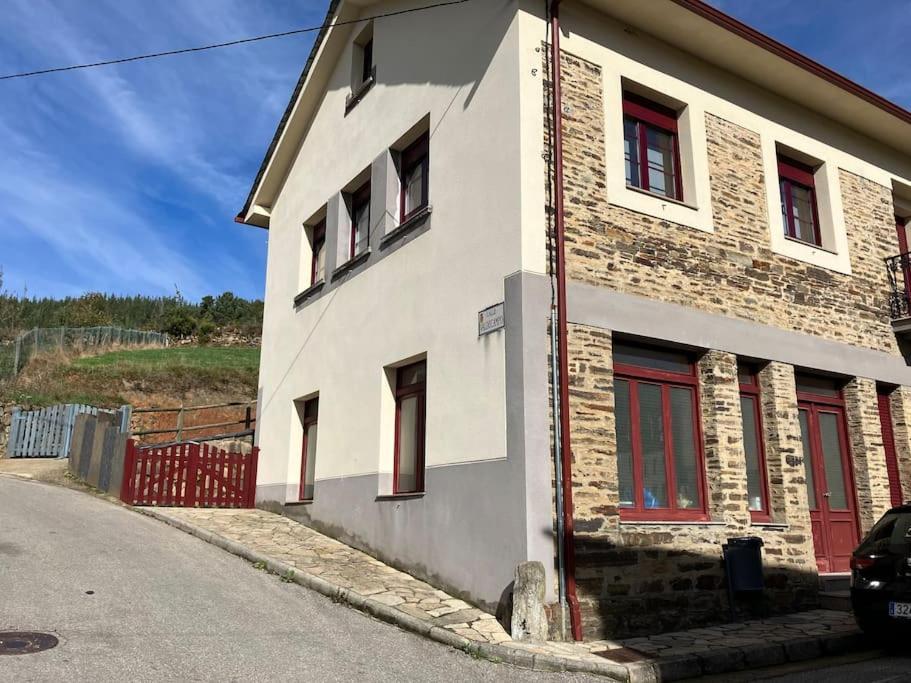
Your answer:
0,0 -> 472,81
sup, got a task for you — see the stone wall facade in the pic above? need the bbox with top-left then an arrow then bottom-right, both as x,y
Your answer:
0,404 -> 13,457
547,48 -> 910,639
843,378 -> 894,533
566,327 -> 819,638
556,51 -> 900,355
889,386 -> 911,498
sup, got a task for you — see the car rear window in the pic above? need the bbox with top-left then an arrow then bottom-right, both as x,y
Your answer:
857,511 -> 911,555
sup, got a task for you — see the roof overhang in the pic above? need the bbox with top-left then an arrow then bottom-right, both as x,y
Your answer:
578,0 -> 911,155
235,0 -> 361,229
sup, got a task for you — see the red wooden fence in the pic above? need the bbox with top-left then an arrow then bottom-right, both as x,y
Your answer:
121,440 -> 258,508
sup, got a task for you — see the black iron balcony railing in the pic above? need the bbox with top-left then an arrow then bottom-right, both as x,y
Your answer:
886,252 -> 911,320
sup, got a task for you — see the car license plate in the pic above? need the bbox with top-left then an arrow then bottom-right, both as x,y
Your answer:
889,602 -> 911,619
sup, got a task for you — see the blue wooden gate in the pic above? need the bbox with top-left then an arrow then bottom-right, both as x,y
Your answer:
7,404 -> 127,458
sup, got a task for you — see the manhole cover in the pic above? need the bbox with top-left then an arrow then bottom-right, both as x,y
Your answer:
0,632 -> 59,655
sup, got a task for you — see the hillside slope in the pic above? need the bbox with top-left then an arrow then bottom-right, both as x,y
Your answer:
2,347 -> 259,409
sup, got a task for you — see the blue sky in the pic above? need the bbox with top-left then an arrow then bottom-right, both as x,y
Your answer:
0,1 -> 908,301
0,0 -> 325,301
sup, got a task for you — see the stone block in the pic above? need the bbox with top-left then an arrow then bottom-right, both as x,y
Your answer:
783,637 -> 821,662
697,646 -> 746,675
742,642 -> 785,668
511,561 -> 548,642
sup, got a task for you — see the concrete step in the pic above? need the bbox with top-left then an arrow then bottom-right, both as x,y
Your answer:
819,590 -> 852,611
819,572 -> 851,593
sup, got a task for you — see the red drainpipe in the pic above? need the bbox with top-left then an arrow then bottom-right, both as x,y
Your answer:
550,0 -> 583,642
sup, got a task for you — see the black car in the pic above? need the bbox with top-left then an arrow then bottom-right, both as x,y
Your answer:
850,505 -> 911,637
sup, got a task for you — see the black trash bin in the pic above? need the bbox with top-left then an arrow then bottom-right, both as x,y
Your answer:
723,536 -> 764,621
723,536 -> 764,591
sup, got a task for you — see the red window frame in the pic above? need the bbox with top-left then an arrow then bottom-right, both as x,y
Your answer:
778,155 -> 822,246
622,92 -> 683,201
299,397 -> 319,502
393,360 -> 426,495
739,367 -> 772,522
310,220 -> 326,285
877,387 -> 904,508
399,133 -> 429,223
614,346 -> 708,521
350,181 -> 371,260
795,374 -> 844,406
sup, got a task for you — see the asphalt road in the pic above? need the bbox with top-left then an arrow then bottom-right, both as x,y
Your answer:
0,475 -> 594,682
766,655 -> 911,682
705,650 -> 911,683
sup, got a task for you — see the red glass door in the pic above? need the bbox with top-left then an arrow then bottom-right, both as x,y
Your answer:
798,400 -> 859,573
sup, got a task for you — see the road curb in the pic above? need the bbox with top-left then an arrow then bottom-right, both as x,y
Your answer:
135,507 -> 870,682
135,507 -> 632,681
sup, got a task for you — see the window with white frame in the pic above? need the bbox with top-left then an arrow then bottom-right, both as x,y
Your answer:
762,139 -> 850,273
605,78 -> 714,233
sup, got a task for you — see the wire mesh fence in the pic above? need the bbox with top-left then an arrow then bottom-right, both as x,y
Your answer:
0,339 -> 14,379
1,326 -> 169,379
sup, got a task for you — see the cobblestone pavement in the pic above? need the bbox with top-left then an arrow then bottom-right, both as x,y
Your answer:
150,507 -> 515,644
144,507 -> 867,681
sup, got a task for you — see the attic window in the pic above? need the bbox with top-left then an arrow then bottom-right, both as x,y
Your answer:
346,23 -> 375,114
361,39 -> 374,86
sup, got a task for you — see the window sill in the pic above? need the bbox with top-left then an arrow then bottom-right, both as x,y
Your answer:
783,234 -> 837,255
380,205 -> 432,249
619,517 -> 720,526
293,279 -> 325,307
285,499 -> 313,507
345,69 -> 376,115
750,522 -> 789,530
332,248 -> 371,279
624,184 -> 697,211
375,492 -> 425,501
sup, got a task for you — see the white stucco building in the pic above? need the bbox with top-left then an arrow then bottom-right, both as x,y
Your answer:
238,0 -> 911,639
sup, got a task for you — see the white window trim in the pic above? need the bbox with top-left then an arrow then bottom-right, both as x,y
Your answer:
760,136 -> 851,275
603,70 -> 715,234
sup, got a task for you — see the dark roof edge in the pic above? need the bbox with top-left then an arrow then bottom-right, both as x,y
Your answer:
672,0 -> 911,126
235,0 -> 342,224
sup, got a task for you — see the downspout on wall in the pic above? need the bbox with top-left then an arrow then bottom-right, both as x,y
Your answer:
548,0 -> 583,642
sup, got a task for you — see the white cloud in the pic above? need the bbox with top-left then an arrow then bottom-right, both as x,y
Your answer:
0,0 -> 307,298
0,118 -> 208,297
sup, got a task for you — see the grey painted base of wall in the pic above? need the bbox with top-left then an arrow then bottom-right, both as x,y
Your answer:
257,458 -> 536,614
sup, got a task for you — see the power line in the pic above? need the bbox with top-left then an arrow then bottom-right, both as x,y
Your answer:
0,0 -> 472,82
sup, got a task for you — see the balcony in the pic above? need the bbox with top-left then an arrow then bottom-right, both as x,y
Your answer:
886,253 -> 911,331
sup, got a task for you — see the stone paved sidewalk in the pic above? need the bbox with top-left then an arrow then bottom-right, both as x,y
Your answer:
139,507 -> 867,682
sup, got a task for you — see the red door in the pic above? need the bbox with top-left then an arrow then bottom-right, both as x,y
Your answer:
877,388 -> 904,508
798,397 -> 859,573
